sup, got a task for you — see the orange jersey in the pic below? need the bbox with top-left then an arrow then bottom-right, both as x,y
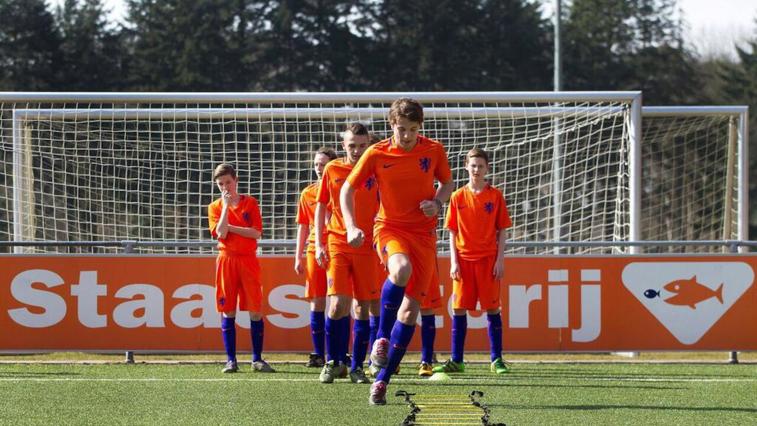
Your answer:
346,135 -> 452,232
208,195 -> 262,255
296,183 -> 328,254
317,157 -> 379,253
445,184 -> 512,260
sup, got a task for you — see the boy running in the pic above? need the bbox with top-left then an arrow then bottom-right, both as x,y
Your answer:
341,98 -> 454,405
434,148 -> 512,375
295,147 -> 337,368
208,163 -> 274,373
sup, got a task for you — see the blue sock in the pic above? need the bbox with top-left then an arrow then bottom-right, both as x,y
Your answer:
310,311 -> 325,357
452,315 -> 467,363
421,314 -> 436,363
250,319 -> 264,362
376,321 -> 415,384
368,315 -> 379,353
340,316 -> 351,364
488,312 -> 503,361
352,319 -> 370,371
378,279 -> 405,340
325,316 -> 340,363
221,316 -> 236,362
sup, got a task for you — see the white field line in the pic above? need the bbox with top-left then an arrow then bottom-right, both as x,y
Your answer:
0,376 -> 754,383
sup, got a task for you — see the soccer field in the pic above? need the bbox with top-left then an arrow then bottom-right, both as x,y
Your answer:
0,361 -> 755,425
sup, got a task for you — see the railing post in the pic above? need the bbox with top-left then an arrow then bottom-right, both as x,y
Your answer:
728,241 -> 739,364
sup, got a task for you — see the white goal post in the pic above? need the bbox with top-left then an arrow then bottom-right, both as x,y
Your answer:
1,92 -> 746,255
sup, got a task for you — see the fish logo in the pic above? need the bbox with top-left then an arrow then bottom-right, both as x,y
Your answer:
659,277 -> 723,309
419,157 -> 431,173
622,262 -> 753,345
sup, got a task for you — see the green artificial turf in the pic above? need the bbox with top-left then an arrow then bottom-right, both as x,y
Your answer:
0,362 -> 755,425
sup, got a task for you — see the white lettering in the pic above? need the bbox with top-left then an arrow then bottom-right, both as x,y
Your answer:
70,271 -> 107,328
113,284 -> 165,328
171,284 -> 218,328
8,269 -> 67,328
509,284 -> 541,328
266,284 -> 309,329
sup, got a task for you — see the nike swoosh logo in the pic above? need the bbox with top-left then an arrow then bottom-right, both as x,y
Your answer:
383,164 -> 395,168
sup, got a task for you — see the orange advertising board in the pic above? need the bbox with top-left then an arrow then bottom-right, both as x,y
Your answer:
1,255 -> 755,352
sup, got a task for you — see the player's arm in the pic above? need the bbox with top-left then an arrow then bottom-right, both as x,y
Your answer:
294,224 -> 308,275
314,202 -> 329,267
340,181 -> 364,247
449,229 -> 461,281
227,224 -> 262,239
493,227 -> 507,280
420,180 -> 454,217
215,197 -> 230,239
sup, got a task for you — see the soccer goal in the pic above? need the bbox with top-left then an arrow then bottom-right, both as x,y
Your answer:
641,106 -> 748,252
0,92 -> 744,255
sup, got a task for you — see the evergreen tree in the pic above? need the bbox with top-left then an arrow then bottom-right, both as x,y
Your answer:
56,0 -> 126,90
0,0 -> 60,90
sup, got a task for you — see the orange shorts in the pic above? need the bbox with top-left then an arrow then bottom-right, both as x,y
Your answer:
452,255 -> 502,311
374,225 -> 438,304
421,279 -> 443,310
305,250 -> 327,299
215,252 -> 262,314
327,244 -> 381,301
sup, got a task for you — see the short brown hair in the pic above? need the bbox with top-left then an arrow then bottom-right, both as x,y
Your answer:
345,122 -> 369,136
316,146 -> 338,161
389,98 -> 424,125
466,148 -> 489,165
213,163 -> 237,180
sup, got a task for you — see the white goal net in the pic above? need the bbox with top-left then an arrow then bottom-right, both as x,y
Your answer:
10,92 -> 737,255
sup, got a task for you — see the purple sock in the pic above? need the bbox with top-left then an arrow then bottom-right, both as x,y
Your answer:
250,319 -> 264,362
325,316 -> 340,363
221,316 -> 236,362
488,312 -> 503,361
352,319 -> 370,371
310,311 -> 325,357
376,321 -> 415,384
340,316 -> 351,364
378,279 -> 405,340
452,315 -> 467,363
421,314 -> 436,364
368,315 -> 379,352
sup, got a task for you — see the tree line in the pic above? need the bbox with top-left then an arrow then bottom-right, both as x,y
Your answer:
0,0 -> 755,238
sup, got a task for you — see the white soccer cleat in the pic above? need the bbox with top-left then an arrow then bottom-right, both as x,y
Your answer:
369,337 -> 389,368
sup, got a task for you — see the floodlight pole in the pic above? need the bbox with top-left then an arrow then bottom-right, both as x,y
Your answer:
552,0 -> 563,253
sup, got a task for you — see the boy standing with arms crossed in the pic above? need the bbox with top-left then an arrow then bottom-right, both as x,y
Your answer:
341,98 -> 454,405
295,147 -> 338,368
208,164 -> 274,373
434,148 -> 512,375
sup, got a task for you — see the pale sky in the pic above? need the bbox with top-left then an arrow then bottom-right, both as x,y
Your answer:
540,0 -> 757,60
56,0 -> 757,60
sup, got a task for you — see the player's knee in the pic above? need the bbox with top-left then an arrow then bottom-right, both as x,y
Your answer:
310,297 -> 326,312
486,308 -> 501,315
353,302 -> 370,320
387,256 -> 412,285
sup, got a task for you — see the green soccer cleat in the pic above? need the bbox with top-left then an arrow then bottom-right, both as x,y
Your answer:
432,359 -> 465,373
491,357 -> 511,374
252,360 -> 275,373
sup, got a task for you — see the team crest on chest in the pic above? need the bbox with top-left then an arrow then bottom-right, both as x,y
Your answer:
484,202 -> 494,214
364,176 -> 376,190
242,211 -> 251,223
419,157 -> 431,173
